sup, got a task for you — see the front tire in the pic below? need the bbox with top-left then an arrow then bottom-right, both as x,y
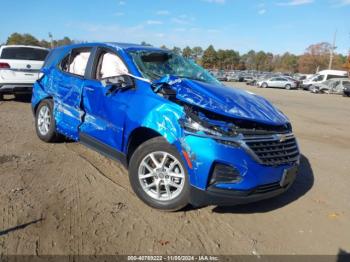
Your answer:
129,137 -> 190,211
35,99 -> 59,142
261,82 -> 268,88
285,84 -> 291,90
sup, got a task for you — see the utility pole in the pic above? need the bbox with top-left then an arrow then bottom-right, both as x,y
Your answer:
328,30 -> 337,70
48,32 -> 54,49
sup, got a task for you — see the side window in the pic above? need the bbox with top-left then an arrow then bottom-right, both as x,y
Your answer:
314,75 -> 323,82
95,51 -> 128,80
60,54 -> 70,72
326,75 -> 341,80
59,48 -> 91,77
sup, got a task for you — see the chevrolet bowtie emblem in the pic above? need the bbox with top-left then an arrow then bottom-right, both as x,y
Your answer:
278,134 -> 287,142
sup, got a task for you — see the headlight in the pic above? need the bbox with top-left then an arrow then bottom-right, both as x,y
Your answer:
180,116 -> 223,137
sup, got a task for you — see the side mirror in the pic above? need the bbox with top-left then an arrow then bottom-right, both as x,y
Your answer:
102,75 -> 134,96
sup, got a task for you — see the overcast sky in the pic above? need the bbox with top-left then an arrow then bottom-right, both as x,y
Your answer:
1,0 -> 349,55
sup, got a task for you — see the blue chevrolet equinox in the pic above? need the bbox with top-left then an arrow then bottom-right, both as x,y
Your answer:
31,43 -> 300,211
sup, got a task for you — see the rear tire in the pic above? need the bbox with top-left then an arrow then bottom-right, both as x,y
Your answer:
0,94 -> 3,101
35,99 -> 60,142
129,137 -> 190,211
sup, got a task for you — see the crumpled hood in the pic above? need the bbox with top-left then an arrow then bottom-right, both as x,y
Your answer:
153,75 -> 289,126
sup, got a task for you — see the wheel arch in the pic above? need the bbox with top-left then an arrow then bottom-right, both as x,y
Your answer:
126,127 -> 163,166
33,96 -> 53,115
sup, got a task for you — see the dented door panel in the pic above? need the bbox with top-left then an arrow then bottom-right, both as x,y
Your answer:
50,71 -> 84,140
80,79 -> 129,151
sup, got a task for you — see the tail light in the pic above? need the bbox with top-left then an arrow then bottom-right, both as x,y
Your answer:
0,62 -> 10,69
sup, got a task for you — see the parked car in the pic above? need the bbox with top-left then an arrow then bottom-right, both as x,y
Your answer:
226,74 -> 243,82
242,76 -> 254,83
32,43 -> 300,211
301,70 -> 348,90
257,77 -> 297,90
284,76 -> 300,88
310,78 -> 350,94
0,45 -> 49,100
213,72 -> 228,82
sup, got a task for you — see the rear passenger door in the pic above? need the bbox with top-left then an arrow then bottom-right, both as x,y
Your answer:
278,78 -> 287,88
52,47 -> 92,139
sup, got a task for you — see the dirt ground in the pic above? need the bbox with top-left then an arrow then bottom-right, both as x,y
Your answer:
0,82 -> 349,256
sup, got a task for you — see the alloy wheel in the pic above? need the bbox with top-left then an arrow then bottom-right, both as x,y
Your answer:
37,105 -> 51,136
138,151 -> 185,201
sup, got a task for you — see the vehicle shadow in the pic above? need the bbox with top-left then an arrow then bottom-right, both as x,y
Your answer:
1,94 -> 32,103
337,249 -> 350,262
210,154 -> 314,214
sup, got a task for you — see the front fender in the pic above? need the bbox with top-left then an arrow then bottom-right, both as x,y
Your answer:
141,103 -> 185,144
128,100 -> 201,187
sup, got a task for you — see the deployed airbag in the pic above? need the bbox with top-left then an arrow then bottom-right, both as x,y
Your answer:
100,53 -> 129,79
69,52 -> 90,76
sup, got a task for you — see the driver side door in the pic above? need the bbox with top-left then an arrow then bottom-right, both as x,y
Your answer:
79,47 -> 133,158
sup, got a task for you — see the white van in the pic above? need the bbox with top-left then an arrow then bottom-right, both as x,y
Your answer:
301,70 -> 348,90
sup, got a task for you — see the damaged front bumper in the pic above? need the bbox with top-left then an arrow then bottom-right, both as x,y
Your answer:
181,132 -> 299,206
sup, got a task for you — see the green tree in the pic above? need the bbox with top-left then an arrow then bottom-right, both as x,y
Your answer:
172,46 -> 182,55
182,46 -> 193,59
241,50 -> 256,70
53,37 -> 73,47
216,49 -> 226,69
275,52 -> 299,73
192,46 -> 203,61
39,40 -> 51,48
6,33 -> 40,46
223,50 -> 240,70
254,51 -> 267,71
202,45 -> 217,69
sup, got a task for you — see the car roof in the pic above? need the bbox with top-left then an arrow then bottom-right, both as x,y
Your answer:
57,42 -> 165,52
0,45 -> 49,50
318,69 -> 348,75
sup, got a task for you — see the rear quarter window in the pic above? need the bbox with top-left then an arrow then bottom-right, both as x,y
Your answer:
326,75 -> 347,80
0,47 -> 49,61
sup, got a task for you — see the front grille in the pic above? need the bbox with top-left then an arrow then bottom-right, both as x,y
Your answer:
244,133 -> 299,166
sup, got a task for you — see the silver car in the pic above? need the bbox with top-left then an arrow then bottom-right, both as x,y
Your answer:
257,77 -> 297,90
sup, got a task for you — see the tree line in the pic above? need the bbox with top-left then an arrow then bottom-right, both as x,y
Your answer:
164,43 -> 349,74
3,33 -> 350,74
4,33 -> 75,50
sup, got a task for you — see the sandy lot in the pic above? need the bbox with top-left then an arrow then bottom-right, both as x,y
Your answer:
0,82 -> 349,256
